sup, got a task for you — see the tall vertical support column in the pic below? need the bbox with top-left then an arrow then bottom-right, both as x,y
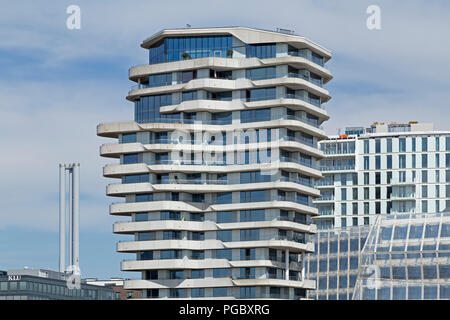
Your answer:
68,170 -> 73,267
72,163 -> 80,269
59,164 -> 66,273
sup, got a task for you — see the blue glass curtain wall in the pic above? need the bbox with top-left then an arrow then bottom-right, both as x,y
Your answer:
149,36 -> 233,65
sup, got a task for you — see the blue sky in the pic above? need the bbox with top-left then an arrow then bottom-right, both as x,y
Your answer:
1,0 -> 450,279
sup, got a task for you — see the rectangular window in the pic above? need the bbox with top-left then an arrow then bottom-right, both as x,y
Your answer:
375,139 -> 381,153
422,137 -> 428,151
375,187 -> 381,199
399,138 -> 406,152
364,156 -> 369,170
422,185 -> 428,198
216,211 -> 233,223
217,230 -> 232,242
191,270 -> 204,279
422,200 -> 428,213
240,229 -> 260,241
387,138 -> 392,152
191,288 -> 205,298
213,268 -> 229,278
375,172 -> 381,184
399,155 -> 406,168
422,170 -> 428,183
364,187 -> 369,200
364,140 -> 369,153
246,43 -> 276,59
216,192 -> 232,204
136,194 -> 153,202
122,133 -> 137,143
213,287 -> 228,297
341,203 -> 347,215
341,188 -> 347,200
123,154 -> 139,164
240,209 -> 265,222
352,188 -> 358,200
387,155 -> 392,169
422,154 -> 428,168
245,67 -> 276,80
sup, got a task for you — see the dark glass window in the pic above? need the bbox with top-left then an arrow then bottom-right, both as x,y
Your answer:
148,73 -> 172,87
135,94 -> 177,123
245,67 -> 276,80
149,36 -> 232,64
245,43 -> 276,59
217,230 -> 232,242
124,174 -> 149,184
122,133 -> 137,143
241,108 -> 271,123
246,87 -> 276,102
240,209 -> 265,222
135,193 -> 153,202
123,154 -> 138,164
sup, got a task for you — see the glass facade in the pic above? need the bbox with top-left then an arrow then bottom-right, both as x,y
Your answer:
245,43 -> 276,59
307,212 -> 450,300
353,212 -> 450,300
149,36 -> 233,64
134,94 -> 177,123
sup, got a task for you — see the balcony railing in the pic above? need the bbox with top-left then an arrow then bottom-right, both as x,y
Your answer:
287,51 -> 325,67
281,135 -> 315,148
286,73 -> 323,87
284,93 -> 322,108
319,165 -> 355,171
315,195 -> 334,201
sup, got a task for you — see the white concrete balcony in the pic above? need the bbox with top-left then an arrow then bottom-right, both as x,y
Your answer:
127,76 -> 330,103
128,56 -> 332,84
109,199 -> 319,217
231,278 -> 315,290
123,277 -> 314,290
117,239 -> 224,252
103,162 -> 323,180
123,278 -> 233,290
113,219 -> 315,235
103,163 -> 149,177
97,119 -> 328,141
121,259 -> 230,271
106,181 -> 320,198
117,239 -> 314,254
100,139 -> 324,159
122,259 -> 303,272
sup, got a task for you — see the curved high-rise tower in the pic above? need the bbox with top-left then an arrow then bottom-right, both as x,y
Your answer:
97,27 -> 332,299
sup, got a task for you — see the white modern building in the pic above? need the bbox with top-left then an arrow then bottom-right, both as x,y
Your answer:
314,122 -> 450,230
97,26 -> 333,299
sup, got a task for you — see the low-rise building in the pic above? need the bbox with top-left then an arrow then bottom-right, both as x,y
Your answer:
0,269 -> 114,300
